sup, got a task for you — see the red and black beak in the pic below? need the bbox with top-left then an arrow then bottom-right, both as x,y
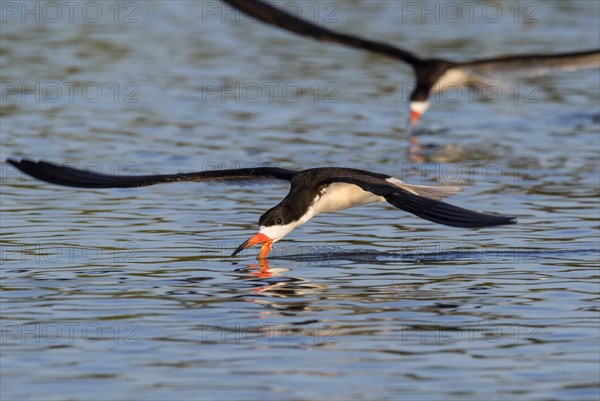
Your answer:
231,232 -> 273,259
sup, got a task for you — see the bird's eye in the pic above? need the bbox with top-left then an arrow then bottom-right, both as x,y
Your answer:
276,218 -> 282,225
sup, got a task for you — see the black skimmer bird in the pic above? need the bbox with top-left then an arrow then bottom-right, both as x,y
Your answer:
7,159 -> 516,259
222,0 -> 600,127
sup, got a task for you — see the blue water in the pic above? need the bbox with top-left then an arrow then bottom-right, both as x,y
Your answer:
1,1 -> 599,400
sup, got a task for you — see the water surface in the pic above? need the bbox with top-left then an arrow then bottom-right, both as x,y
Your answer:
1,1 -> 599,400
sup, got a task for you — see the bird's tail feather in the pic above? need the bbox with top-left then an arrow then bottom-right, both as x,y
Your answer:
387,178 -> 462,201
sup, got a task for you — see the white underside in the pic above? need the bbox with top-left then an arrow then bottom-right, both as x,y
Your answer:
258,183 -> 383,243
259,180 -> 462,243
311,183 -> 383,216
432,68 -> 471,92
308,179 -> 461,217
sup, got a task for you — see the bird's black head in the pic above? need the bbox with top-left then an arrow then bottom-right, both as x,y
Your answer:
411,59 -> 455,100
408,59 -> 454,127
231,205 -> 297,260
233,187 -> 316,258
409,84 -> 431,102
256,201 -> 306,244
258,206 -> 285,227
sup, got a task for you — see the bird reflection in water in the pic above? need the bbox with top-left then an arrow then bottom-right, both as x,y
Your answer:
408,127 -> 468,164
409,133 -> 423,163
237,260 -> 327,313
247,258 -> 276,279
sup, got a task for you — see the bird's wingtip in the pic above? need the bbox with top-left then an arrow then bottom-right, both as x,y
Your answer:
5,158 -> 26,169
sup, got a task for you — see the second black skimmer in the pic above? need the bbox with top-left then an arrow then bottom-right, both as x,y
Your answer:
7,159 -> 516,259
222,0 -> 600,127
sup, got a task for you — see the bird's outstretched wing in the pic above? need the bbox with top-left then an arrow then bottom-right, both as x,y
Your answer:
323,175 -> 516,228
221,0 -> 422,66
6,159 -> 297,188
383,191 -> 516,228
460,49 -> 600,77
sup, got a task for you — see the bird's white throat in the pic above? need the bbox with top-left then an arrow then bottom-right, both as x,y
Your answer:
409,100 -> 430,114
259,222 -> 301,243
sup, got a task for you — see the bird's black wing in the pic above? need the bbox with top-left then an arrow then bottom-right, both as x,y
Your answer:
459,49 -> 600,77
383,191 -> 516,228
222,0 -> 422,66
323,176 -> 516,228
7,159 -> 296,188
